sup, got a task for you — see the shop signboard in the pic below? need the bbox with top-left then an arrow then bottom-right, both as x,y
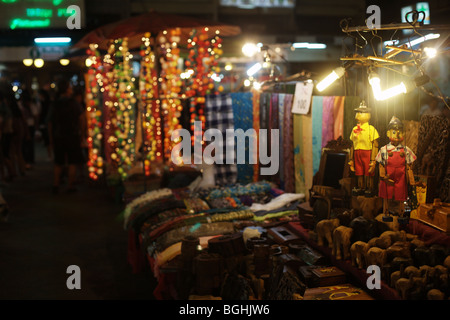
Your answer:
0,0 -> 85,30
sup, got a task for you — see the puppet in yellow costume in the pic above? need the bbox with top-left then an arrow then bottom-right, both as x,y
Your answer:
349,102 -> 379,197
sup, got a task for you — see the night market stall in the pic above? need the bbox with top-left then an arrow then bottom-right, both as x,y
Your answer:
71,9 -> 449,300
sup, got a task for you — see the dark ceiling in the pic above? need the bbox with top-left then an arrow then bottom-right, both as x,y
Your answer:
2,0 -> 448,48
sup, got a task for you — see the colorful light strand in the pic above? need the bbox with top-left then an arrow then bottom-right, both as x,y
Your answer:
85,43 -> 104,180
185,28 -> 224,146
158,29 -> 183,163
139,32 -> 161,175
113,38 -> 136,180
103,40 -> 119,173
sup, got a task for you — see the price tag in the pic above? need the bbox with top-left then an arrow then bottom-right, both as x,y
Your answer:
292,81 -> 314,114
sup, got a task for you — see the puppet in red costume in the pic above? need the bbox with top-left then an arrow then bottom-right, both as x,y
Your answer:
375,116 -> 417,223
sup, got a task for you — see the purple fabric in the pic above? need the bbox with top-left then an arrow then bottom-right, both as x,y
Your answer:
322,96 -> 335,148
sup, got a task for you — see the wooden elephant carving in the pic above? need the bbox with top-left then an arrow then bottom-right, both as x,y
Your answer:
350,241 -> 369,269
316,218 -> 340,248
332,226 -> 353,260
366,247 -> 387,268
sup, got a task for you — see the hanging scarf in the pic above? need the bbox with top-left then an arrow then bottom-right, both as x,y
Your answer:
283,94 -> 295,193
333,96 -> 345,140
205,94 -> 237,186
231,92 -> 254,185
312,96 -> 324,176
322,96 -> 335,148
252,90 -> 261,182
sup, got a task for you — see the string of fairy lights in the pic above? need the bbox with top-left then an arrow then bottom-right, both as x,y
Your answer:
83,27 -> 223,181
139,32 -> 160,176
185,27 -> 224,147
158,29 -> 184,163
85,43 -> 104,180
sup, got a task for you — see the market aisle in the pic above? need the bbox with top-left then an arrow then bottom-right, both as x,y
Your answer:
0,143 -> 156,300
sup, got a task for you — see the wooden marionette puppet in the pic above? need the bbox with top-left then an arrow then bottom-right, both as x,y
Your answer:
375,116 -> 418,223
348,101 -> 380,197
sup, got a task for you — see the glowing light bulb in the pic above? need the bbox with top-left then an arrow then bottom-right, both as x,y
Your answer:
316,67 -> 345,92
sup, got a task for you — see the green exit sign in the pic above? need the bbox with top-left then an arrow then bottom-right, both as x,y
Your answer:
0,0 -> 85,30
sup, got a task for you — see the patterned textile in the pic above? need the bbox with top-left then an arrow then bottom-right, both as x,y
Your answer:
231,92 -> 255,185
205,94 -> 237,186
259,92 -> 271,131
283,94 -> 295,193
252,90 -> 261,182
208,209 -> 255,223
322,96 -> 335,147
184,198 -> 210,214
293,114 -> 305,195
259,92 -> 271,180
123,188 -> 173,229
414,115 -> 450,196
312,96 -> 324,176
270,94 -> 280,185
376,144 -> 417,166
206,181 -> 272,200
278,94 -> 286,189
208,197 -> 242,209
302,114 -> 313,196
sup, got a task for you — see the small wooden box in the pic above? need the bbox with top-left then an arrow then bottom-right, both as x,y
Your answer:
303,284 -> 374,300
267,226 -> 301,245
310,266 -> 347,287
417,199 -> 450,233
298,265 -> 346,288
297,202 -> 314,230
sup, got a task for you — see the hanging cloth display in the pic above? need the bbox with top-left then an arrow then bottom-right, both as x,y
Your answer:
333,96 -> 345,140
205,93 -> 237,186
231,92 -> 254,185
278,93 -> 286,190
312,96 -> 324,176
302,113 -> 313,197
259,92 -> 271,181
270,93 -> 280,185
293,114 -> 305,195
283,94 -> 295,193
252,90 -> 261,182
322,96 -> 335,148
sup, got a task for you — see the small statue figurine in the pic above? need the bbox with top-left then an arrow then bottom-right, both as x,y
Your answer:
349,101 -> 379,197
375,116 -> 417,223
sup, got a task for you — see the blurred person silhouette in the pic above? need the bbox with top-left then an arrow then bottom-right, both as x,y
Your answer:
19,90 -> 39,169
47,79 -> 84,194
8,91 -> 27,178
0,89 -> 15,182
72,86 -> 88,183
38,88 -> 52,159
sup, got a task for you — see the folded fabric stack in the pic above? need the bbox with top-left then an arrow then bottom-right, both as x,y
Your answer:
124,181 -> 306,294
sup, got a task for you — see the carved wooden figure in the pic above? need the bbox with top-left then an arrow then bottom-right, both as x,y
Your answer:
316,218 -> 340,248
350,241 -> 369,269
375,116 -> 418,223
396,276 -> 414,300
348,101 -> 380,197
427,288 -> 445,300
332,226 -> 353,260
366,247 -> 387,268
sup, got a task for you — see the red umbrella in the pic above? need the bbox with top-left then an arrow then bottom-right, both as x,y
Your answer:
73,10 -> 241,50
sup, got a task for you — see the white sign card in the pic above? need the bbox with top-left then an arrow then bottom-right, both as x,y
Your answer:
291,81 -> 314,114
